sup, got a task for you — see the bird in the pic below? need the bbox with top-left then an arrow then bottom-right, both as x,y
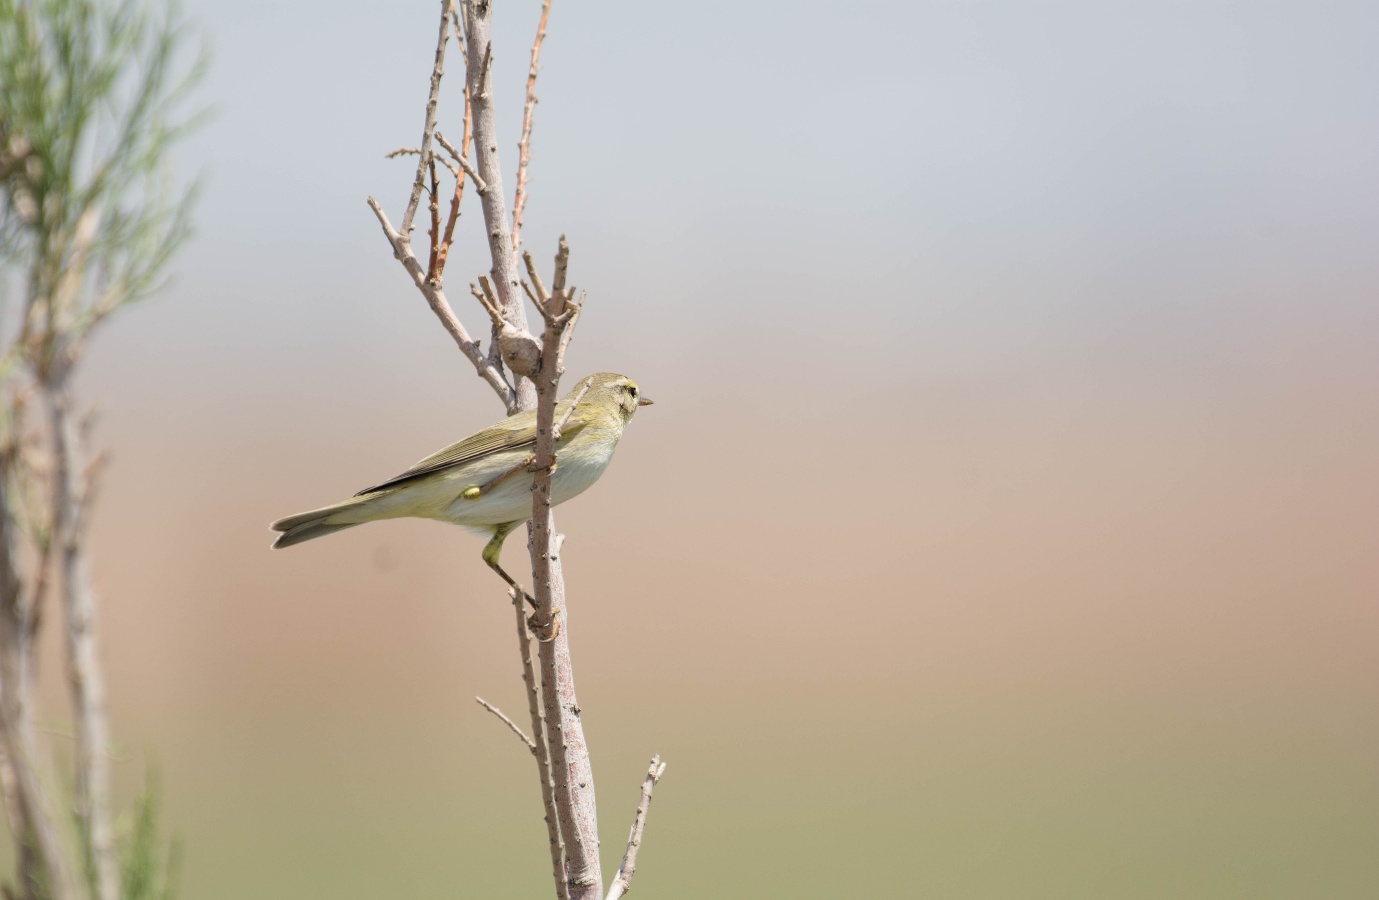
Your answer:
269,372 -> 651,599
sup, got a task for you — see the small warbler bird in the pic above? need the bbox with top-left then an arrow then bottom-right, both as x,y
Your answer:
270,372 -> 650,594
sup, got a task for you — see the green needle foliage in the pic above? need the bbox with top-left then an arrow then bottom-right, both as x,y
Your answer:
116,772 -> 179,900
0,1 -> 205,898
1,0 -> 207,378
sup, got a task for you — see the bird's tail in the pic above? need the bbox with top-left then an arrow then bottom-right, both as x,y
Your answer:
270,495 -> 381,549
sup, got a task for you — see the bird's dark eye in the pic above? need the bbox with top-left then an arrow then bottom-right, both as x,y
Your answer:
628,385 -> 638,397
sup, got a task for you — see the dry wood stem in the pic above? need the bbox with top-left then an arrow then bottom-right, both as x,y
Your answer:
461,0 -> 537,410
527,237 -> 602,900
604,756 -> 668,900
509,589 -> 569,900
475,696 -> 536,752
401,0 -> 454,237
512,0 -> 553,250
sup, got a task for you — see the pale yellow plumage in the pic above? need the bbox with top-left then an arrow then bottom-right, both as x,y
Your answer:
269,373 -> 650,570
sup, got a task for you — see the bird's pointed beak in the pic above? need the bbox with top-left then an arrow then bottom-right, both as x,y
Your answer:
637,396 -> 654,407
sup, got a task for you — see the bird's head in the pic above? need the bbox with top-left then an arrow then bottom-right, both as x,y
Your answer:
581,372 -> 652,423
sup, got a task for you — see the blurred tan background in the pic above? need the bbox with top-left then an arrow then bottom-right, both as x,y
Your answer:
10,0 -> 1379,896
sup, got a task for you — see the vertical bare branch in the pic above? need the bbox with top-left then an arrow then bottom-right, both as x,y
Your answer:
528,238 -> 602,900
509,591 -> 569,900
460,0 -> 537,411
43,385 -> 117,900
512,0 -> 553,251
0,450 -> 80,900
426,158 -> 442,279
433,88 -> 473,277
604,757 -> 668,900
401,0 -> 454,238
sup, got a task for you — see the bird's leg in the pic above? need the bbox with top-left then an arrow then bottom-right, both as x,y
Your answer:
482,523 -> 537,611
481,522 -> 560,641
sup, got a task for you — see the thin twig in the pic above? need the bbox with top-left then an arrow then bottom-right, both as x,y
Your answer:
553,376 -> 592,441
510,589 -> 570,900
434,88 -> 473,277
512,0 -> 553,250
366,197 -> 517,410
426,158 -> 442,280
475,696 -> 536,752
523,250 -> 550,305
556,290 -> 584,362
604,756 -> 668,900
469,282 -> 505,328
401,0 -> 453,236
435,130 -> 487,193
550,235 -> 571,298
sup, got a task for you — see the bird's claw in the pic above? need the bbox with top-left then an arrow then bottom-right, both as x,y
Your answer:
527,609 -> 560,642
526,453 -> 558,477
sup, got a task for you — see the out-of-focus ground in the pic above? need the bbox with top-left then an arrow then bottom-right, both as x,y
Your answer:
5,0 -> 1377,896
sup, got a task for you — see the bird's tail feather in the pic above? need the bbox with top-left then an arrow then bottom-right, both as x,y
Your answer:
270,495 -> 381,549
271,520 -> 357,548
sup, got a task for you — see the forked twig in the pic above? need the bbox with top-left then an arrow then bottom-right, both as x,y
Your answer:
469,282 -> 505,328
365,197 -> 516,409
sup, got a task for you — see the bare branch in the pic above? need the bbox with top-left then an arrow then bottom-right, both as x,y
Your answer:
523,250 -> 550,305
0,453 -> 81,900
475,696 -> 536,752
461,0 -> 536,410
528,236 -> 602,899
553,376 -> 592,441
555,290 -> 585,367
44,384 -> 119,900
509,589 -> 570,900
551,234 -> 571,298
385,146 -> 421,158
433,89 -> 474,277
604,757 -> 668,900
521,279 -> 542,310
401,0 -> 454,237
512,0 -> 553,250
366,197 -> 517,410
469,282 -> 505,328
426,158 -> 443,280
435,130 -> 487,193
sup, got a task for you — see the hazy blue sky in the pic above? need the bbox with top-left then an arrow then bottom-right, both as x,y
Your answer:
92,0 -> 1378,418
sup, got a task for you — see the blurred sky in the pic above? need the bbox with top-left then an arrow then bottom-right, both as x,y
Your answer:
22,0 -> 1379,897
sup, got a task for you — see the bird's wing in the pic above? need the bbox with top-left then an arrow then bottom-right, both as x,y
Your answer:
355,395 -> 593,496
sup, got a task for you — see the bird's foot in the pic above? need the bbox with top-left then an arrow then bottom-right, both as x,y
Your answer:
528,609 -> 560,642
526,453 -> 558,477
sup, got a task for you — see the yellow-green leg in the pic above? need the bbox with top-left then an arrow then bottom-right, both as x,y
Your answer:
482,522 -> 558,638
483,522 -> 536,610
